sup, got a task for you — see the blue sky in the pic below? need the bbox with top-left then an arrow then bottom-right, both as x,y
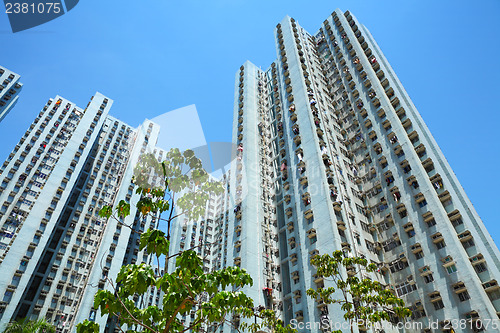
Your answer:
0,0 -> 499,245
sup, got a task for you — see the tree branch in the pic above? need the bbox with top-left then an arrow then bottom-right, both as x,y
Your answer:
105,276 -> 158,333
163,296 -> 194,333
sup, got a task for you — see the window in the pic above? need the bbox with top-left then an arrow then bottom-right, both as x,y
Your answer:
407,229 -> 416,238
435,240 -> 446,250
458,291 -> 470,302
382,239 -> 401,252
488,289 -> 500,301
462,238 -> 475,249
418,200 -> 427,208
452,217 -> 463,228
410,307 -> 426,320
395,281 -> 417,297
433,300 -> 444,310
415,251 -> 424,260
423,274 -> 434,283
442,199 -> 452,207
426,219 -> 436,228
474,263 -> 487,273
355,234 -> 361,245
446,264 -> 457,274
389,259 -> 408,273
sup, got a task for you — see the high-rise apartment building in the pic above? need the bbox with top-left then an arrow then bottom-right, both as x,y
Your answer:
0,92 -> 164,332
171,9 -> 500,333
0,65 -> 23,123
1,8 -> 499,333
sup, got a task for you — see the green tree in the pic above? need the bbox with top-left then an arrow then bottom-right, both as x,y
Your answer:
307,250 -> 412,333
77,148 -> 294,333
3,318 -> 55,333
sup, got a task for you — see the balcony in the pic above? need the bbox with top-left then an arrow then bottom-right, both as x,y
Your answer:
378,156 -> 387,167
401,118 -> 412,131
429,291 -> 442,302
284,194 -> 291,203
307,228 -> 317,238
483,280 -> 499,293
403,222 -> 414,232
398,162 -> 412,176
469,253 -> 485,265
287,221 -> 294,231
377,108 -> 386,118
337,220 -> 346,230
234,257 -> 241,265
458,230 -> 472,242
333,201 -> 342,212
438,191 -> 451,204
447,210 -> 462,224
431,232 -> 444,244
408,130 -> 419,144
418,266 -> 432,277
290,253 -> 298,262
422,211 -> 434,223
396,107 -> 406,119
452,281 -> 467,294
441,255 -> 455,267
414,144 -> 426,158
285,207 -> 293,217
396,204 -> 406,214
410,243 -> 421,253
304,209 -> 313,219
283,181 -> 290,191
393,145 -> 403,156
382,120 -> 391,130
421,159 -> 436,176
341,242 -> 351,252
